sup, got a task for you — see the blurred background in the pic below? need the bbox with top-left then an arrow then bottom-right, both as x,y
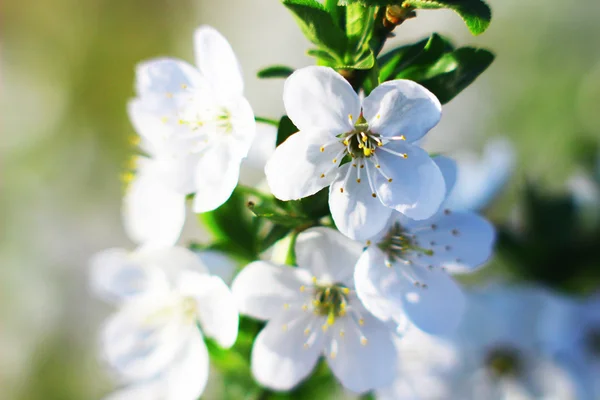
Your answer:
3,0 -> 600,398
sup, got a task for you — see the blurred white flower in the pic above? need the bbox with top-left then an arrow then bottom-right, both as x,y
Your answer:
232,227 -> 397,393
239,122 -> 277,187
445,138 -> 515,212
355,156 -> 495,335
124,25 -> 255,247
377,285 -> 578,400
540,292 -> 600,400
92,246 -> 239,400
265,66 -> 446,241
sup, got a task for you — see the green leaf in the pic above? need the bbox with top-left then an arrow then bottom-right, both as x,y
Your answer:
379,33 -> 453,81
276,115 -> 298,146
346,49 -> 375,69
379,34 -> 494,103
197,188 -> 257,259
307,48 -> 342,67
257,65 -> 295,79
247,201 -> 311,227
283,0 -> 347,60
402,0 -> 492,35
417,47 -> 495,103
345,3 -> 375,53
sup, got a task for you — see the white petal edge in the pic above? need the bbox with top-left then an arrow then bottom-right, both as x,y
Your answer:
283,66 -> 359,132
178,271 -> 239,348
192,144 -> 241,213
135,58 -> 204,98
231,261 -> 311,321
194,25 -> 244,97
362,79 -> 442,143
122,165 -> 186,247
295,226 -> 364,286
329,164 -> 394,241
374,141 -> 445,220
251,312 -> 325,391
89,248 -> 164,304
265,129 -> 341,201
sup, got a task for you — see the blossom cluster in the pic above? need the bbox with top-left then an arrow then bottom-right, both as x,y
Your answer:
87,24 -> 600,400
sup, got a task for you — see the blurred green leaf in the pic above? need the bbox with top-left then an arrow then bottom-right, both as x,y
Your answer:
276,115 -> 299,146
307,48 -> 341,66
379,33 -> 453,81
283,0 -> 347,62
345,3 -> 375,54
417,47 -> 495,103
379,34 -> 494,103
257,65 -> 295,79
198,189 -> 258,259
402,0 -> 492,35
248,201 -> 312,227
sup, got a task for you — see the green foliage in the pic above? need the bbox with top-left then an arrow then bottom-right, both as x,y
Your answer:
276,115 -> 299,146
283,0 -> 348,64
402,0 -> 492,35
496,183 -> 600,293
198,189 -> 259,260
257,65 -> 295,79
379,33 -> 494,103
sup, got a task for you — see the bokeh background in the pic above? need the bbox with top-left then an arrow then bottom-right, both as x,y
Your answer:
3,0 -> 600,398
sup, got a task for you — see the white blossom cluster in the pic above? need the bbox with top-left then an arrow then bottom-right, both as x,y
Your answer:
89,26 -> 598,400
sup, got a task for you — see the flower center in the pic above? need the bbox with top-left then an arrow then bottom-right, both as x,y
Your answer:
312,283 -> 350,325
180,296 -> 198,323
340,115 -> 384,159
377,222 -> 434,261
320,113 -> 409,198
484,346 -> 522,378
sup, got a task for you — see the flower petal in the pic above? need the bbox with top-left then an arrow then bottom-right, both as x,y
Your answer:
325,314 -> 397,393
446,138 -> 515,212
295,227 -> 364,286
192,144 -> 241,213
89,248 -> 166,304
329,164 -> 393,241
408,210 -> 496,273
265,129 -> 341,201
374,141 -> 445,220
354,247 -> 398,322
399,266 -> 466,335
178,271 -> 239,348
196,250 -> 238,284
231,261 -> 311,321
100,294 -> 192,381
362,79 -> 441,143
283,66 -> 359,132
239,122 -> 277,187
227,95 -> 257,159
194,25 -> 244,97
135,245 -> 209,280
135,58 -> 204,98
164,331 -> 210,400
433,155 -> 457,197
122,164 -> 186,247
251,312 -> 325,391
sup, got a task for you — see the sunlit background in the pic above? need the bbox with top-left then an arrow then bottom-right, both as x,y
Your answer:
3,0 -> 600,398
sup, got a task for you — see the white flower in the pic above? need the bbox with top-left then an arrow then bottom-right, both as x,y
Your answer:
265,66 -> 446,241
445,138 -> 515,212
354,156 -> 495,335
540,292 -> 600,400
377,285 -> 578,400
232,227 -> 398,393
124,25 -> 255,246
92,246 -> 239,400
239,122 -> 277,187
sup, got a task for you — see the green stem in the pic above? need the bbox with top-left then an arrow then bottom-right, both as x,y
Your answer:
255,116 -> 279,126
